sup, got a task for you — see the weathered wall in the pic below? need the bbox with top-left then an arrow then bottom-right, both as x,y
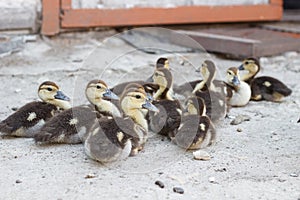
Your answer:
72,0 -> 269,9
0,0 -> 41,32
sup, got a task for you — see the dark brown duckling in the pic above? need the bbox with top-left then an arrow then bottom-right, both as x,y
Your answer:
174,96 -> 216,150
34,80 -> 120,144
148,67 -> 182,139
0,81 -> 71,137
238,58 -> 292,102
84,86 -> 159,163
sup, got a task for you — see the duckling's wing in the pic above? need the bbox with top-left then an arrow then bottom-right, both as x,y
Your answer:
252,76 -> 292,97
34,106 -> 97,144
0,102 -> 56,136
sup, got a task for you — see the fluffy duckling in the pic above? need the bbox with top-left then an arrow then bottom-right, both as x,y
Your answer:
225,67 -> 251,107
110,57 -> 169,96
0,81 -> 71,137
34,80 -> 120,144
145,57 -> 170,82
84,86 -> 159,163
238,58 -> 292,102
174,96 -> 216,150
175,60 -> 227,122
148,67 -> 182,139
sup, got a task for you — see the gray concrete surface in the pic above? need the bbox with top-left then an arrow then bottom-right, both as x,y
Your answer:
0,28 -> 299,200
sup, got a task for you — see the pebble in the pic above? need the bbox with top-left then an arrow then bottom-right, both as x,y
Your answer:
230,115 -> 251,125
15,180 -> 22,184
236,128 -> 242,132
209,177 -> 216,183
290,173 -> 298,177
85,174 -> 96,179
193,150 -> 211,161
173,187 -> 184,194
155,180 -> 165,188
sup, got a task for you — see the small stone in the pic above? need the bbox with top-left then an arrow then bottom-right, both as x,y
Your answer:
209,177 -> 216,183
173,187 -> 184,194
11,107 -> 18,111
193,150 -> 211,161
155,180 -> 165,188
14,156 -> 18,159
14,89 -> 21,93
85,174 -> 96,179
230,115 -> 250,125
236,128 -> 242,132
15,180 -> 22,184
72,59 -> 83,63
290,173 -> 298,177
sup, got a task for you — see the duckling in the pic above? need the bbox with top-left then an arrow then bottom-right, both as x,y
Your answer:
0,81 -> 71,138
145,57 -> 170,82
225,67 -> 251,107
110,57 -> 169,97
148,67 -> 182,139
174,96 -> 216,150
174,60 -> 227,122
84,86 -> 159,163
238,58 -> 292,102
34,80 -> 120,144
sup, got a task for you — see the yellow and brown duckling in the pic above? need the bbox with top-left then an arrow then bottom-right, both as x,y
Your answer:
238,58 -> 292,102
145,57 -> 170,82
175,60 -> 227,122
0,81 -> 71,138
148,67 -> 182,139
110,57 -> 169,97
34,80 -> 120,144
84,86 -> 159,163
225,67 -> 251,107
174,96 -> 216,150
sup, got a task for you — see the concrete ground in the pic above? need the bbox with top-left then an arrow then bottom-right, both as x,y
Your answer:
0,28 -> 299,200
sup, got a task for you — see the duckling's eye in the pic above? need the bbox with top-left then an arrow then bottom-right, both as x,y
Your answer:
96,85 -> 101,89
154,72 -> 159,76
245,61 -> 249,65
135,95 -> 141,99
227,72 -> 231,75
47,87 -> 53,91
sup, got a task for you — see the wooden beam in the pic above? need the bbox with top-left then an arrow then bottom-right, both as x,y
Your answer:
61,4 -> 282,28
41,0 -> 60,36
61,0 -> 72,10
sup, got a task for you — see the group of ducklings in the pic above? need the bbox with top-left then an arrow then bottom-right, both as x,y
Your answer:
0,57 -> 293,163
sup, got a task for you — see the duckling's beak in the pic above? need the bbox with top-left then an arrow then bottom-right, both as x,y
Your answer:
103,89 -> 119,100
232,76 -> 240,86
145,75 -> 154,83
146,93 -> 154,101
238,64 -> 245,70
142,100 -> 159,112
54,91 -> 70,101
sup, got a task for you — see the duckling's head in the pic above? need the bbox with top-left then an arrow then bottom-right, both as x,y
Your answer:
238,58 -> 260,74
156,57 -> 169,70
197,60 -> 216,81
226,67 -> 241,87
185,96 -> 206,116
85,80 -> 119,105
38,81 -> 71,110
124,83 -> 154,101
120,86 -> 158,114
